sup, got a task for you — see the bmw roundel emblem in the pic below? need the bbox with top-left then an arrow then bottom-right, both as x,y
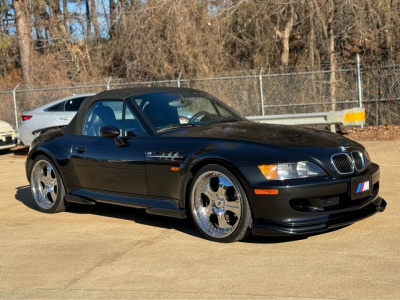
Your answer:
339,146 -> 346,152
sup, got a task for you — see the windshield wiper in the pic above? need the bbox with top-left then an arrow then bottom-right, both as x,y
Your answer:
157,124 -> 196,133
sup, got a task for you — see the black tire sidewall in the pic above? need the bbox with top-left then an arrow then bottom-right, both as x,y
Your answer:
30,155 -> 67,213
189,164 -> 252,243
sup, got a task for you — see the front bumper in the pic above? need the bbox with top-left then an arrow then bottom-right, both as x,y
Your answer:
240,163 -> 386,236
0,136 -> 17,150
252,197 -> 386,236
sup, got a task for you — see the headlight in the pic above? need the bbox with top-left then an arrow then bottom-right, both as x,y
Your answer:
363,149 -> 371,166
258,162 -> 327,180
179,117 -> 189,124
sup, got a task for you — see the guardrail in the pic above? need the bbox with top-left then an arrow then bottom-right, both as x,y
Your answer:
247,108 -> 365,132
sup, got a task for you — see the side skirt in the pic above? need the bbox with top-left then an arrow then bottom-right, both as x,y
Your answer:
68,189 -> 186,219
65,194 -> 96,205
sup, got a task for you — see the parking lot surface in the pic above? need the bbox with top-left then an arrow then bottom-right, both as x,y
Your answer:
0,141 -> 399,299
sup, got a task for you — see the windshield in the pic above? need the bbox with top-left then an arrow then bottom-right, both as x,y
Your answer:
128,91 -> 245,132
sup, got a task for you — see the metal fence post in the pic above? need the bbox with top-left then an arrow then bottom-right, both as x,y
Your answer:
356,54 -> 363,108
12,84 -> 19,130
106,77 -> 112,90
259,68 -> 265,116
177,72 -> 182,88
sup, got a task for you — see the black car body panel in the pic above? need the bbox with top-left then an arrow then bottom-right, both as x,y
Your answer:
26,87 -> 386,237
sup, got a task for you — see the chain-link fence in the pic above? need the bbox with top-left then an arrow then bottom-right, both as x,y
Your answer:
1,61 -> 400,130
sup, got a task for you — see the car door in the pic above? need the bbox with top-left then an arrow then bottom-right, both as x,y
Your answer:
71,100 -> 149,196
55,97 -> 87,125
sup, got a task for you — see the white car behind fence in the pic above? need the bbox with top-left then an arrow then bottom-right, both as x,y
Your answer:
19,93 -> 95,146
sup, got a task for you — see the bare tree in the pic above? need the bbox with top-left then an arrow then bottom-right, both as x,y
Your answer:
62,0 -> 69,34
109,0 -> 117,38
275,3 -> 294,67
85,0 -> 92,39
13,0 -> 33,86
91,0 -> 101,41
1,0 -> 400,87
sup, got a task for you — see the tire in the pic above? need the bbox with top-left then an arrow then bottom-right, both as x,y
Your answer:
30,155 -> 69,213
189,164 -> 252,242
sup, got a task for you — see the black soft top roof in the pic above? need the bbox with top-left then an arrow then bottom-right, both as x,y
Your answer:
64,87 -> 198,135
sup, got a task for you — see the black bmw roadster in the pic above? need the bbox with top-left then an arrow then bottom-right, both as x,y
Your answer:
26,87 -> 386,242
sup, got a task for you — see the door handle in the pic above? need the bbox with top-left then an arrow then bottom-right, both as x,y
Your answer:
75,146 -> 87,153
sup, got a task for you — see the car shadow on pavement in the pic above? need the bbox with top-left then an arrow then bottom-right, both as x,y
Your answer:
15,185 -> 38,210
243,226 -> 348,244
15,185 -> 337,244
15,185 -> 203,239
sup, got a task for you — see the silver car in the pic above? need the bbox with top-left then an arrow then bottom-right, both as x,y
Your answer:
19,94 -> 95,146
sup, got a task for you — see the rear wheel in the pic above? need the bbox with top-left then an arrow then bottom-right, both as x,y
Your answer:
190,164 -> 252,242
30,155 -> 68,213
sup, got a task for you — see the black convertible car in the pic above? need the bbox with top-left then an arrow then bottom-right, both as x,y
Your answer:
26,87 -> 386,242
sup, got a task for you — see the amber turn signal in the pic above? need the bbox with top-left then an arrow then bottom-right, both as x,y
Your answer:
258,164 -> 278,180
170,166 -> 180,172
254,189 -> 279,195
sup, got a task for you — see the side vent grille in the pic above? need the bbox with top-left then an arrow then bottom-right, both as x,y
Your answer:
159,151 -> 182,161
146,151 -> 183,161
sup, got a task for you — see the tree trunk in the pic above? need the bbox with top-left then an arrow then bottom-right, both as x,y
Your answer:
309,0 -> 315,69
13,0 -> 33,86
47,0 -> 69,41
118,0 -> 127,32
76,0 -> 86,39
99,0 -> 109,33
91,0 -> 100,41
312,0 -> 334,109
328,0 -> 336,111
109,0 -> 117,38
276,4 -> 294,67
85,0 -> 92,40
63,0 -> 69,35
329,26 -> 337,110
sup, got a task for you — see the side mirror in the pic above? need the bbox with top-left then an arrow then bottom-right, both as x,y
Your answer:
100,126 -> 127,147
100,125 -> 120,138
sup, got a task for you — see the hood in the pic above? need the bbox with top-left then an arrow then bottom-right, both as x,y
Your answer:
162,121 -> 359,149
0,120 -> 13,131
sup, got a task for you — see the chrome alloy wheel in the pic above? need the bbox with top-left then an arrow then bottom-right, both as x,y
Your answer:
31,160 -> 59,210
191,171 -> 242,238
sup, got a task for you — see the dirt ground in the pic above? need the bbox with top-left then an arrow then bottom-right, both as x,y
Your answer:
0,141 -> 399,299
346,125 -> 400,141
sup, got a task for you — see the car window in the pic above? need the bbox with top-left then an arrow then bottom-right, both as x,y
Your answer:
128,92 -> 243,131
46,102 -> 64,112
65,97 -> 86,111
125,106 -> 146,137
82,100 -> 146,137
83,101 -> 123,136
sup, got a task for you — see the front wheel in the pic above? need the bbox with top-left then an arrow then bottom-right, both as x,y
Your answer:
189,164 -> 252,242
30,155 -> 68,213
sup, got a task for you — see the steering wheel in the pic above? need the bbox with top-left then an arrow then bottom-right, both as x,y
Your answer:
188,111 -> 212,124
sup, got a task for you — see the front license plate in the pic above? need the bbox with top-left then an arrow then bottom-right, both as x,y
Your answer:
351,175 -> 372,200
5,135 -> 12,143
